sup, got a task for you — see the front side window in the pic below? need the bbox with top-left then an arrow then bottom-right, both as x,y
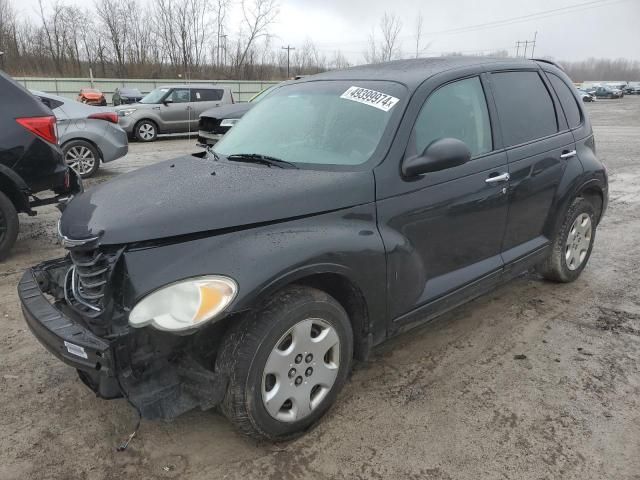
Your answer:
412,76 -> 492,157
547,73 -> 582,129
491,71 -> 558,147
167,88 -> 190,103
214,81 -> 406,167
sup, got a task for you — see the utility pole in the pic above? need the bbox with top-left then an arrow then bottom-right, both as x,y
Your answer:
530,31 -> 538,58
515,41 -> 521,58
282,45 -> 295,78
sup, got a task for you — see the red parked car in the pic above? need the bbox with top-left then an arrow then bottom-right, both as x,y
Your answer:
77,88 -> 107,106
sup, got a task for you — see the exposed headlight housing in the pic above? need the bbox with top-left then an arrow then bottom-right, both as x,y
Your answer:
220,118 -> 239,127
129,276 -> 238,332
119,108 -> 137,117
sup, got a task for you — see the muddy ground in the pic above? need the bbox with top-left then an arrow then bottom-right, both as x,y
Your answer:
1,97 -> 639,480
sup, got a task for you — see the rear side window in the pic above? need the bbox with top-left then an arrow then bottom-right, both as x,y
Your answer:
547,73 -> 582,129
490,71 -> 558,147
38,96 -> 64,110
412,76 -> 492,157
192,89 -> 223,102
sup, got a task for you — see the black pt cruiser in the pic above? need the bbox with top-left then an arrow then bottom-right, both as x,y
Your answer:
20,57 -> 608,441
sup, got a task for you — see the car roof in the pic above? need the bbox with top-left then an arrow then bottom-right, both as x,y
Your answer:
304,56 -> 544,90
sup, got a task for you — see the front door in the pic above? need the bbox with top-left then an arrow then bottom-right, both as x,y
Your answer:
376,75 -> 510,325
159,88 -> 192,133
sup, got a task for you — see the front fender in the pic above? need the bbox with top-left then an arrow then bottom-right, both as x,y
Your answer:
120,204 -> 387,341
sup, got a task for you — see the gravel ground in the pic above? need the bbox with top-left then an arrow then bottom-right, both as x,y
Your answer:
1,97 -> 639,480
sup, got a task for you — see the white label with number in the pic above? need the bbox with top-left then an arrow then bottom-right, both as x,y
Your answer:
340,86 -> 399,112
64,341 -> 88,359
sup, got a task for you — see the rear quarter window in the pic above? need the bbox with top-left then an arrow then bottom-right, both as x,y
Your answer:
547,73 -> 582,129
490,71 -> 558,147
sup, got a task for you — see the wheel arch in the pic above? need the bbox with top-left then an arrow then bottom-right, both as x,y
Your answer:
61,137 -> 104,162
243,266 -> 372,361
0,166 -> 31,213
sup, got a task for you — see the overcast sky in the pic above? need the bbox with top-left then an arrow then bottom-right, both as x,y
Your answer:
16,0 -> 640,62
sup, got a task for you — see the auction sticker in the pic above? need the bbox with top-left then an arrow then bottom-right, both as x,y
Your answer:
340,86 -> 399,112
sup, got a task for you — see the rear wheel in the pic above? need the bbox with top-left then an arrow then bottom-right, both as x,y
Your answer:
217,285 -> 353,441
134,120 -> 157,142
63,140 -> 100,178
537,197 -> 597,282
0,191 -> 19,261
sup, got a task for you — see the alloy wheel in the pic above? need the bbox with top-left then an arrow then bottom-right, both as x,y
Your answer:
262,318 -> 340,422
565,213 -> 592,271
65,145 -> 96,176
138,123 -> 155,141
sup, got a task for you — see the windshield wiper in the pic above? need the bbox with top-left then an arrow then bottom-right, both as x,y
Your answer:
200,144 -> 220,161
226,153 -> 299,169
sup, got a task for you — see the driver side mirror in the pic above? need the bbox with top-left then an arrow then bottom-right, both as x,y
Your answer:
402,138 -> 471,177
163,98 -> 173,106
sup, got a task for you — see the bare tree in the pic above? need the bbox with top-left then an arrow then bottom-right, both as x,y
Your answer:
235,0 -> 279,72
414,12 -> 423,58
364,12 -> 403,64
95,0 -> 129,76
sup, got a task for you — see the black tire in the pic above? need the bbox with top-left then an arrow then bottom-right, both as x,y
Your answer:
537,197 -> 597,283
0,191 -> 19,261
216,285 -> 353,441
134,120 -> 158,142
62,140 -> 101,179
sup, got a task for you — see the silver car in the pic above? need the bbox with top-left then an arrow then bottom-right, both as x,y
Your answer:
32,91 -> 129,178
115,85 -> 234,142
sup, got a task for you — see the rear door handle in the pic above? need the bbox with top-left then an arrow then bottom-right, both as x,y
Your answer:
485,172 -> 510,184
560,150 -> 577,159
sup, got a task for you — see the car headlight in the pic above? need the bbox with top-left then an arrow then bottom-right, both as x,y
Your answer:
220,118 -> 239,127
119,108 -> 137,117
129,276 -> 238,332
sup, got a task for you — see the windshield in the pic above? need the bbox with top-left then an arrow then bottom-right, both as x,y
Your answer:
140,87 -> 170,104
249,86 -> 274,103
214,81 -> 405,167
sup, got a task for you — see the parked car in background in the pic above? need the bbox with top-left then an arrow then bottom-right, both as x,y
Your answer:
31,91 -> 128,178
112,87 -> 144,106
576,88 -> 595,102
593,86 -> 622,99
623,84 -> 640,95
198,86 -> 275,146
77,88 -> 107,106
20,57 -> 607,441
0,71 -> 81,259
116,85 -> 234,141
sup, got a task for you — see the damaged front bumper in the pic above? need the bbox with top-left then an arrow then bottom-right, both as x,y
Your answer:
18,258 -> 229,420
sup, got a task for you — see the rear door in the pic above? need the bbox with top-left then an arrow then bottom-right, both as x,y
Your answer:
487,69 -> 575,265
190,88 -> 224,129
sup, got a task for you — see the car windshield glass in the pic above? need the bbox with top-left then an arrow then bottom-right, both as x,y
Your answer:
250,86 -> 274,103
214,81 -> 405,167
140,88 -> 169,104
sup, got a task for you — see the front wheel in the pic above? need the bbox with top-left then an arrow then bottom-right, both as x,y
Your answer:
134,120 -> 157,142
217,286 -> 353,441
537,197 -> 597,282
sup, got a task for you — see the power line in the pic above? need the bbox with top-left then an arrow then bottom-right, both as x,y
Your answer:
315,0 -> 631,48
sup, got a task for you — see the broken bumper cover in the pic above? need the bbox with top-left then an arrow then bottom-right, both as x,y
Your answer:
18,266 -> 121,398
19,261 -> 230,419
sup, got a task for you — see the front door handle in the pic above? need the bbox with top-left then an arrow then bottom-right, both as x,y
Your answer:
560,149 -> 577,159
485,172 -> 510,184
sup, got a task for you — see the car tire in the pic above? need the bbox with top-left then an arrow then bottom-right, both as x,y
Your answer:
0,191 -> 19,261
217,285 -> 353,441
134,120 -> 158,142
537,197 -> 597,283
63,140 -> 101,179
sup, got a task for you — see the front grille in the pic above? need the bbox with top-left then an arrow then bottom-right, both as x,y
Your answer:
199,116 -> 221,132
65,248 -> 118,316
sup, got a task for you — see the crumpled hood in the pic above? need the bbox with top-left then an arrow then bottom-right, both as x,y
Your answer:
199,102 -> 253,120
60,155 -> 375,245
